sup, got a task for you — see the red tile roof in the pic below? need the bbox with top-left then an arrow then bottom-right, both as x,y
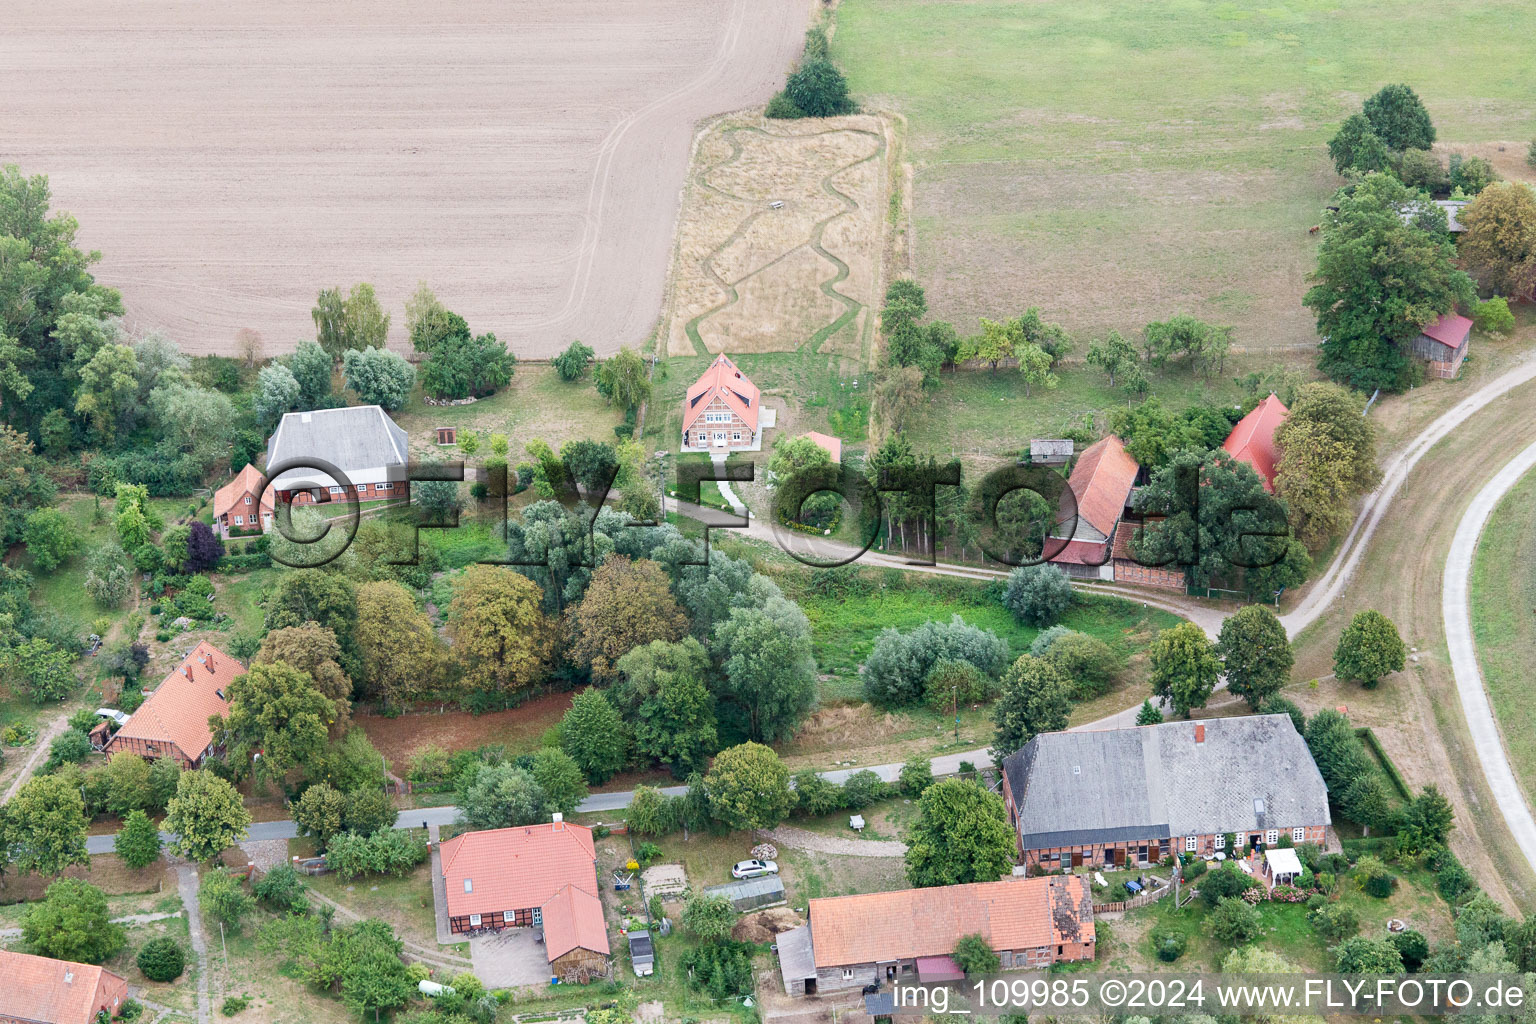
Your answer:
541,883 -> 611,959
1420,312 -> 1473,349
682,354 -> 760,435
1222,393 -> 1289,492
803,431 -> 843,463
108,640 -> 239,763
0,950 -> 129,1024
213,463 -> 275,520
1049,538 -> 1111,566
807,876 -> 1093,967
439,822 -> 606,956
1065,435 -> 1139,538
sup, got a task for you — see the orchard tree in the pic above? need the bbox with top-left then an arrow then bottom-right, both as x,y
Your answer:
354,581 -> 443,709
446,565 -> 554,698
1085,330 -> 1139,387
567,557 -> 686,680
553,340 -> 595,381
681,891 -> 736,940
342,347 -> 415,409
22,508 -> 80,572
1305,173 -> 1474,392
903,779 -> 1015,888
2,774 -> 89,876
20,880 -> 125,964
164,770 -> 251,862
1459,182 -> 1536,299
560,689 -> 629,784
1334,610 -> 1406,689
704,742 -> 795,830
4,637 -> 77,702
990,655 -> 1071,761
1149,622 -> 1219,718
1362,84 -> 1436,151
1216,605 -> 1294,710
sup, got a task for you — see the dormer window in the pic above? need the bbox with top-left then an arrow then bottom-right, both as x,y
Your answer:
464,878 -> 473,893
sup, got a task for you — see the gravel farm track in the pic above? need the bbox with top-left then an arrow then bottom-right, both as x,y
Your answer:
0,0 -> 813,357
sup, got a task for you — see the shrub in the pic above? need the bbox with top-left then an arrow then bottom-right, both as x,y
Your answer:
137,937 -> 187,982
1391,928 -> 1429,972
898,756 -> 933,797
199,870 -> 255,928
784,58 -> 852,118
1210,897 -> 1263,945
792,770 -> 841,817
324,829 -> 429,879
1474,296 -> 1516,337
1001,564 -> 1073,626
1028,624 -> 1072,656
764,92 -> 803,119
1200,863 -> 1255,908
1152,927 -> 1187,962
119,999 -> 144,1021
221,994 -> 250,1016
1041,631 -> 1120,699
840,769 -> 886,809
1309,901 -> 1360,941
1449,153 -> 1497,195
1354,855 -> 1397,898
680,940 -> 755,1000
1436,858 -> 1474,903
923,659 -> 995,714
407,744 -> 453,787
1182,859 -> 1208,882
253,863 -> 309,913
952,933 -> 1000,974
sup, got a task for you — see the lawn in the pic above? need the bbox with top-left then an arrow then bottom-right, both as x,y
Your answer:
1108,847 -> 1453,973
304,856 -> 440,949
394,363 -> 627,464
834,0 -> 1536,352
1469,465 -> 1536,803
791,570 -> 1181,698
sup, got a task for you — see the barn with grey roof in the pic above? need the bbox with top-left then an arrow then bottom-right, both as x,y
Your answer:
265,404 -> 410,506
1000,714 -> 1330,869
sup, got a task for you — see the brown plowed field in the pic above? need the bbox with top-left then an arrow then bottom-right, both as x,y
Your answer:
1,0 -> 811,357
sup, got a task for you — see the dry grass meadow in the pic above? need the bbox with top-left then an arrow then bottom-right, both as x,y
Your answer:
1,0 -> 814,357
662,114 -> 892,360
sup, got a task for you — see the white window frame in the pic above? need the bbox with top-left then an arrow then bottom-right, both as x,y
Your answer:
329,485 -> 343,494
1214,834 -> 1225,850
1266,830 -> 1279,846
234,515 -> 244,525
469,913 -> 481,927
1185,836 -> 1197,852
504,910 -> 515,924
842,969 -> 855,980
244,495 -> 252,505
1292,827 -> 1306,844
379,482 -> 392,491
732,431 -> 742,442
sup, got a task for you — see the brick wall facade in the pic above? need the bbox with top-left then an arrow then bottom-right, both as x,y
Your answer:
1112,559 -> 1186,590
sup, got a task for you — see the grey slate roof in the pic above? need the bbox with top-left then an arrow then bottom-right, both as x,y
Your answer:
266,405 -> 410,490
1003,714 -> 1330,849
1030,439 -> 1075,463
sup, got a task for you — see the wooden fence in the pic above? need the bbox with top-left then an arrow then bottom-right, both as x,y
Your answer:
1092,881 -> 1171,914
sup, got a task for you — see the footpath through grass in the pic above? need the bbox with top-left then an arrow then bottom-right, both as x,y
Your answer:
1469,465 -> 1536,804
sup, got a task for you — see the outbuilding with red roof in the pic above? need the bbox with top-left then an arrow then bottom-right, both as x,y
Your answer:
1047,434 -> 1139,579
0,950 -> 129,1024
1222,393 -> 1289,492
437,817 -> 611,981
1409,311 -> 1473,379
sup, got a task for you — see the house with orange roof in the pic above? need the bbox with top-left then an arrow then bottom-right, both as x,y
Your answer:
0,949 -> 129,1024
1046,434 -> 1139,580
104,640 -> 240,767
775,876 -> 1094,995
1222,393 -> 1289,492
681,354 -> 770,452
212,462 -> 275,538
437,816 -> 610,981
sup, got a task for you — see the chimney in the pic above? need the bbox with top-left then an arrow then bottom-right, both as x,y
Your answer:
1194,724 -> 1205,744
552,812 -> 564,831
184,665 -> 194,682
207,653 -> 216,674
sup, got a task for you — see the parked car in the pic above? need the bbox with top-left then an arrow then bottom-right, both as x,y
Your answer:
731,859 -> 778,879
95,708 -> 131,727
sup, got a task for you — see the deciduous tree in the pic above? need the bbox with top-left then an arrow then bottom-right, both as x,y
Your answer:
217,661 -> 336,782
253,362 -> 300,428
20,880 -> 125,963
553,340 -> 595,381
22,508 -> 79,572
1216,605 -> 1294,710
163,770 -> 251,862
567,556 -> 685,680
1459,182 -> 1536,299
287,339 -> 333,408
613,638 -> 718,775
560,688 -> 629,784
354,581 -> 442,709
1148,621 -> 1219,717
1328,113 -> 1390,175
1333,610 -> 1406,688
1362,84 -> 1435,151
459,763 -> 551,830
990,655 -> 1071,761
704,742 -> 794,830
903,779 -> 1015,888
593,347 -> 650,412
446,565 -> 554,698
2,774 -> 89,876
256,622 -> 352,731
711,602 -> 818,743
114,809 -> 163,869
1085,330 -> 1139,387
342,347 -> 415,410
1275,381 -> 1380,547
